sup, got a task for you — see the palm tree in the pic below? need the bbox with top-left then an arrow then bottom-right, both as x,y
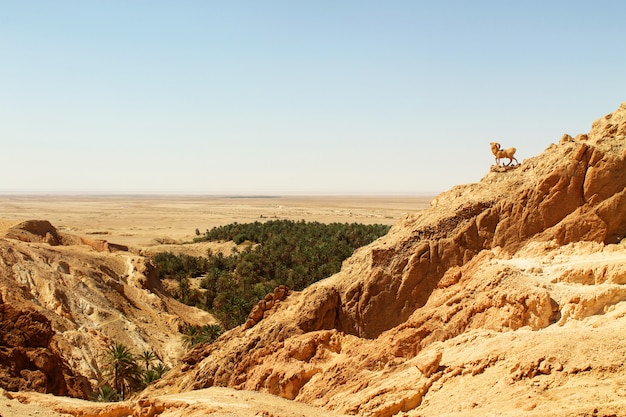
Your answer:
202,324 -> 224,343
103,342 -> 141,400
94,384 -> 119,402
141,362 -> 170,387
182,324 -> 224,349
139,350 -> 157,374
142,369 -> 158,387
152,362 -> 170,379
182,325 -> 200,349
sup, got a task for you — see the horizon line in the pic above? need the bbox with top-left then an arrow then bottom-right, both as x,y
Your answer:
0,189 -> 441,197
0,191 -> 439,198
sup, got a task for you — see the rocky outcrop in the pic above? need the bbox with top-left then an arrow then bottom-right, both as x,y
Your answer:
148,103 -> 626,416
0,230 -> 217,397
244,285 -> 290,329
4,220 -> 65,246
331,102 -> 626,339
3,387 -> 349,417
3,220 -> 128,252
78,236 -> 129,253
0,293 -> 89,398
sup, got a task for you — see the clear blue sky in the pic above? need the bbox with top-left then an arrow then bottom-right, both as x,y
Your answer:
1,1 -> 624,195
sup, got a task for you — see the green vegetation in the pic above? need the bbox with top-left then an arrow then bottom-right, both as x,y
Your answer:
138,350 -> 157,373
97,343 -> 169,402
182,324 -> 224,348
103,342 -> 140,401
94,385 -> 119,402
152,220 -> 390,328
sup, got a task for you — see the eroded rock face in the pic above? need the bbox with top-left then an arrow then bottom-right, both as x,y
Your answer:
3,220 -> 129,252
0,293 -> 89,398
244,285 -> 291,329
4,220 -> 63,246
150,103 -> 626,416
0,228 -> 217,397
333,102 -> 626,339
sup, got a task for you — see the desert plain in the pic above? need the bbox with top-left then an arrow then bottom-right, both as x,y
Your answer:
0,195 -> 432,248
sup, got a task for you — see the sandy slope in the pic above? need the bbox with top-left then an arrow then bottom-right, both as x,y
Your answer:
2,386 -> 349,417
0,393 -> 69,417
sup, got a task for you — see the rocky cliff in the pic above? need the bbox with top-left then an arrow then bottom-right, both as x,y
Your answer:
148,103 -> 626,416
0,221 -> 216,397
0,293 -> 87,398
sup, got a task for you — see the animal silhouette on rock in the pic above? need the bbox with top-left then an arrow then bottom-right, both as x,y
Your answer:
490,142 -> 519,166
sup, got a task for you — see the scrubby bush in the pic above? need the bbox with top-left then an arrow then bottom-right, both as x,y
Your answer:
182,324 -> 224,348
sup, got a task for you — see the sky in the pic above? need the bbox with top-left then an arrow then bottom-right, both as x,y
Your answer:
1,1 -> 625,195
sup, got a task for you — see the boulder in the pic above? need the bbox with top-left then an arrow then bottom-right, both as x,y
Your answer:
0,293 -> 89,398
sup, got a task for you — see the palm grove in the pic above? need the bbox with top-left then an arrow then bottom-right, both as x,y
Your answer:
97,219 -> 389,401
153,220 -> 390,328
96,343 -> 170,402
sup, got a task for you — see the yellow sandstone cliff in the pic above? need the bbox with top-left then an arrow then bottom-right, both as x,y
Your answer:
2,103 -> 626,416
149,103 -> 626,416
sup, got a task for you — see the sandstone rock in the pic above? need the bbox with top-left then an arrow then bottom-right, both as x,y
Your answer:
415,349 -> 442,377
274,285 -> 289,300
248,304 -> 264,322
4,220 -> 61,245
3,220 -> 129,253
148,102 -> 626,416
245,285 -> 291,329
0,293 -> 88,398
559,133 -> 573,143
79,237 -> 129,252
0,231 -> 216,398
